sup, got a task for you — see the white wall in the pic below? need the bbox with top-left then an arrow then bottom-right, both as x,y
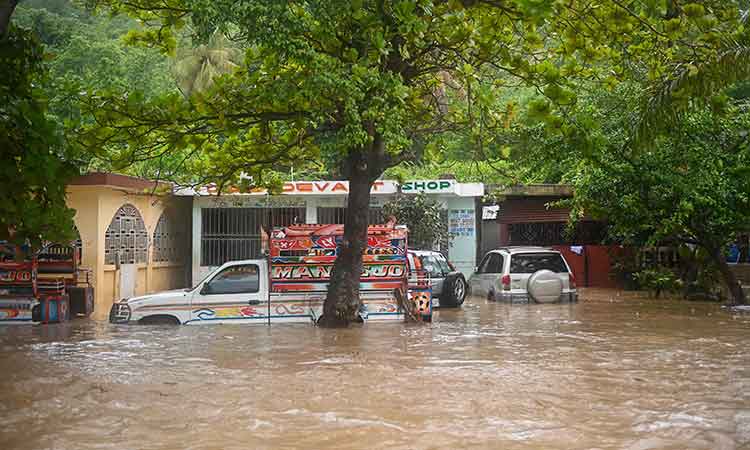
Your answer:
189,189 -> 481,282
444,196 -> 478,277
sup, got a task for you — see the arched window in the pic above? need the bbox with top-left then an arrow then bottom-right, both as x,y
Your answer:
104,204 -> 148,265
152,211 -> 185,263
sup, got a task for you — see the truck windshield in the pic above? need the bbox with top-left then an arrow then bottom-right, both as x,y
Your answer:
186,266 -> 222,291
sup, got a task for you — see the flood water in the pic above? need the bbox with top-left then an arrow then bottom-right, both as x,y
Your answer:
1,293 -> 750,450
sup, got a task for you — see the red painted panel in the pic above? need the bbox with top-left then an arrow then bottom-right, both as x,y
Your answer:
552,245 -> 622,288
586,245 -> 621,288
553,246 -> 585,286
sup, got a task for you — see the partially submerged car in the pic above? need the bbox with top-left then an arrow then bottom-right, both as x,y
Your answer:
469,247 -> 577,303
407,250 -> 466,308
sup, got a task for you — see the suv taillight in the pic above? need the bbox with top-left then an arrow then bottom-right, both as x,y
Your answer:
569,272 -> 576,289
501,274 -> 511,290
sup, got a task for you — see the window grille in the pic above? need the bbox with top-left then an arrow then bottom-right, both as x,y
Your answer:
507,222 -> 607,246
104,204 -> 148,265
316,207 -> 384,225
153,212 -> 186,263
200,207 -> 304,266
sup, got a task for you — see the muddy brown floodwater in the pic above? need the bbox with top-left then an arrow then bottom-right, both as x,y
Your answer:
1,295 -> 750,450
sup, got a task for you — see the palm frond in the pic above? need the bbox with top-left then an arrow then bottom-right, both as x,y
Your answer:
634,42 -> 750,145
170,29 -> 243,98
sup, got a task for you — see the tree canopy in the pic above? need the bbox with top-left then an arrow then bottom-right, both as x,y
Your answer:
70,0 -> 750,318
559,84 -> 750,303
5,0 -> 750,310
0,24 -> 78,248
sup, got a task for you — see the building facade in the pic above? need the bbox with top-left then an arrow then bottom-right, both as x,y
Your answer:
67,173 -> 191,319
482,184 -> 617,288
184,179 -> 484,284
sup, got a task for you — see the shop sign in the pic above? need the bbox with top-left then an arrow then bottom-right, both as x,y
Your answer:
201,180 -> 397,196
199,179 -> 470,196
400,180 -> 455,194
281,181 -> 396,195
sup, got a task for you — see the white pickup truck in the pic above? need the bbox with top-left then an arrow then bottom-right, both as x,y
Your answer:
110,259 -> 408,325
110,224 -> 431,325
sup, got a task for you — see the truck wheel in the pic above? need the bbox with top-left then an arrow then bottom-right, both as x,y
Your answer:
441,274 -> 466,307
139,315 -> 180,325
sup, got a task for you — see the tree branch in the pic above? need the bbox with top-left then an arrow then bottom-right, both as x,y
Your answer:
0,0 -> 18,38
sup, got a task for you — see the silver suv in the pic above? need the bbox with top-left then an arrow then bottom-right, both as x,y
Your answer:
469,247 -> 577,303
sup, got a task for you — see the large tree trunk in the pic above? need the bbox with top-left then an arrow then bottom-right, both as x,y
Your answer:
319,139 -> 388,327
0,0 -> 18,39
319,164 -> 371,326
709,246 -> 746,305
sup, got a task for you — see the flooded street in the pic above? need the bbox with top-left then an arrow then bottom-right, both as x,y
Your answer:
1,294 -> 750,450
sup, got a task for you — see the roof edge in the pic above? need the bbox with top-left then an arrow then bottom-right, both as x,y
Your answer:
489,184 -> 573,197
68,172 -> 172,193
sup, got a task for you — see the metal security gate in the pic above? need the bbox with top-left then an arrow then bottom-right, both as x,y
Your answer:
507,222 -> 607,246
201,207 -> 304,266
508,222 -> 568,246
317,207 -> 384,225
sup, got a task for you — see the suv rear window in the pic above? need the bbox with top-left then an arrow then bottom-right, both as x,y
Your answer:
509,253 -> 568,274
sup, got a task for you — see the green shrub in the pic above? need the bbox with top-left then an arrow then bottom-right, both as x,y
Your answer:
633,267 -> 682,298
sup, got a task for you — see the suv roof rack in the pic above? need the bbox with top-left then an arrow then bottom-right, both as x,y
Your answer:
493,246 -> 556,253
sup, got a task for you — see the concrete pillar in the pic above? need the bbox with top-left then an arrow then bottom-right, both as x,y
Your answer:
191,198 -> 202,285
499,223 -> 509,246
66,186 -> 107,319
95,192 -> 110,320
305,198 -> 317,224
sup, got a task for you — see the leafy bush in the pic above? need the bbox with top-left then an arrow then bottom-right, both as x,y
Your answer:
383,193 -> 450,251
633,267 -> 682,298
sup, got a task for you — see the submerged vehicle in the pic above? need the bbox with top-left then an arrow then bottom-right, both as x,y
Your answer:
407,250 -> 466,308
0,242 -> 91,324
470,247 -> 577,304
110,223 -> 431,325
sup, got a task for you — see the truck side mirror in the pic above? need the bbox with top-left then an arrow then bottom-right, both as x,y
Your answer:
200,283 -> 212,295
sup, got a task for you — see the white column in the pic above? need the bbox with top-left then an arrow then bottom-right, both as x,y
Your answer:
305,198 -> 318,224
191,197 -> 202,284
